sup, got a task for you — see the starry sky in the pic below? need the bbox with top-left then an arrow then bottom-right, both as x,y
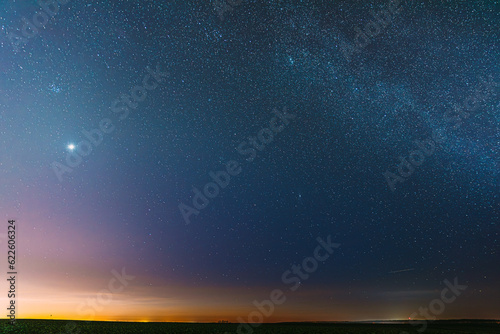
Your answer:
0,0 -> 499,323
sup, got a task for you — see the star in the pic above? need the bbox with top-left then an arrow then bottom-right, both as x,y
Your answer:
67,144 -> 75,151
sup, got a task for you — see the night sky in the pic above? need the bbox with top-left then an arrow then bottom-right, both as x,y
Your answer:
0,0 -> 499,324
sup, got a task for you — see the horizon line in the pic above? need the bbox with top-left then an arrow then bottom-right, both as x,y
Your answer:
3,318 -> 500,323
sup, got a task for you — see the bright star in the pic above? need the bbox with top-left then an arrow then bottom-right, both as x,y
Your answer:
67,144 -> 75,151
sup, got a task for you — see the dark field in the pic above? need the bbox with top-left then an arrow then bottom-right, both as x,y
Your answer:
1,320 -> 499,334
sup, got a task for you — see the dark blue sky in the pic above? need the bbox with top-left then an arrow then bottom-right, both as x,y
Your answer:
0,0 -> 498,322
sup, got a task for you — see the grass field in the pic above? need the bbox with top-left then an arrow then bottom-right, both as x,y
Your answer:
0,320 -> 499,334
